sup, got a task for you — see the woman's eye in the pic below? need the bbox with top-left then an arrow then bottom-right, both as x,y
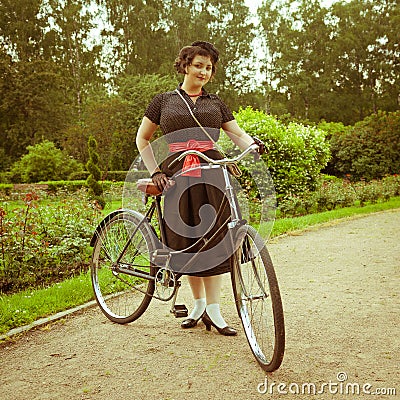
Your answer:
193,64 -> 211,71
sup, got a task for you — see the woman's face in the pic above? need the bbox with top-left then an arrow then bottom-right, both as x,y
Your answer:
185,55 -> 213,87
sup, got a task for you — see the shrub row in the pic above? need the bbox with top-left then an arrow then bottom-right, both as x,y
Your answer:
0,174 -> 149,198
0,191 -> 102,294
231,107 -> 331,198
69,170 -> 146,181
319,111 -> 400,180
2,174 -> 398,294
278,175 -> 400,217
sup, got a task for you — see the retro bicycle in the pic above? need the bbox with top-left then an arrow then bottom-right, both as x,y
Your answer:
89,144 -> 285,372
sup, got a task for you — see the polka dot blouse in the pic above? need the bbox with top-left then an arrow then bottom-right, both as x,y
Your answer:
144,85 -> 234,143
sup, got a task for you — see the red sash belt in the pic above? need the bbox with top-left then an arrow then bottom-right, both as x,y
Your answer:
169,140 -> 214,177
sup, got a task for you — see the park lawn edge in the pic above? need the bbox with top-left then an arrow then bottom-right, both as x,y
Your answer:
1,197 -> 400,339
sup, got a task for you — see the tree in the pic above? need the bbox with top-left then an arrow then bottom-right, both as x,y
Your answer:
9,140 -> 83,183
95,0 -> 165,78
259,0 -> 337,121
86,135 -> 105,208
0,58 -> 74,164
0,0 -> 75,166
63,74 -> 178,171
45,0 -> 105,120
329,111 -> 400,180
258,0 -> 400,124
329,0 -> 400,121
0,0 -> 45,62
96,0 -> 255,109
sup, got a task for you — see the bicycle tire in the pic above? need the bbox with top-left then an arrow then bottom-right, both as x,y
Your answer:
91,210 -> 158,324
231,225 -> 285,372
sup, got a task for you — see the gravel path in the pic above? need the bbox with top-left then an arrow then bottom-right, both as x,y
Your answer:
1,210 -> 399,400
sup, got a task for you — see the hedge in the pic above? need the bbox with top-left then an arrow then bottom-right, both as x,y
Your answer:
224,107 -> 331,200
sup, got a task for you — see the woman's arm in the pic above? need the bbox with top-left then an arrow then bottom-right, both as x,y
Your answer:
136,116 -> 161,175
221,120 -> 255,150
136,116 -> 172,192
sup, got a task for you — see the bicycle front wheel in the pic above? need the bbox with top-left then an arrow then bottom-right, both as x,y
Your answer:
231,225 -> 285,372
91,210 -> 158,324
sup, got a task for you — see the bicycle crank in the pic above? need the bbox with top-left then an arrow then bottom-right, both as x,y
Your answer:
154,267 -> 177,301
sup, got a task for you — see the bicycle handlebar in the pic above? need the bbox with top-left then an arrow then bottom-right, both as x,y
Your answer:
168,143 -> 259,170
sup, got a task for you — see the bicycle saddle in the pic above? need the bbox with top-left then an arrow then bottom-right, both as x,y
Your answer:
136,178 -> 175,196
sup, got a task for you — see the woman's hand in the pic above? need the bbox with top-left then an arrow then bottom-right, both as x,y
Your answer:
151,171 -> 171,192
252,136 -> 265,155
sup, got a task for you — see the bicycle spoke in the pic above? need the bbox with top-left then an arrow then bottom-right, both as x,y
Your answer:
91,211 -> 157,323
232,225 -> 284,372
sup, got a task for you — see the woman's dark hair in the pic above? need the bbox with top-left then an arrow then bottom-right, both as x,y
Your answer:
174,41 -> 219,75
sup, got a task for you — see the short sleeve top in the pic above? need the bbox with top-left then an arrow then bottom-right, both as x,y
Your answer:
144,86 -> 234,143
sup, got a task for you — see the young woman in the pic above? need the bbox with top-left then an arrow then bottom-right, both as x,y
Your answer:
136,41 -> 263,336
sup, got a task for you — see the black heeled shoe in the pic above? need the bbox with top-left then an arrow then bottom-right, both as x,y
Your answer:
181,314 -> 203,329
202,312 -> 237,336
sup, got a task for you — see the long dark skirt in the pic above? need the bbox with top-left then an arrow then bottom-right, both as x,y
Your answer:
161,150 -> 234,276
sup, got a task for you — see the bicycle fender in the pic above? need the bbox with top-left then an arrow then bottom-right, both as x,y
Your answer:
89,209 -> 134,247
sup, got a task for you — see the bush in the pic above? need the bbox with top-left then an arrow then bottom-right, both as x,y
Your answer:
0,184 -> 12,197
102,171 -> 130,181
9,140 -> 84,183
228,107 -> 330,200
278,174 -> 400,217
0,191 -> 102,293
0,179 -> 143,199
69,171 -> 90,180
325,111 -> 400,181
86,136 -> 105,209
43,180 -> 87,194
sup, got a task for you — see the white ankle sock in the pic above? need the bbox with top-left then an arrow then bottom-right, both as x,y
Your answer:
206,303 -> 227,329
188,298 -> 206,320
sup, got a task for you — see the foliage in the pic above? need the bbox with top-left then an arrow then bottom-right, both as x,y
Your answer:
46,0 -> 105,119
258,0 -> 400,124
63,74 -> 178,171
8,141 -> 84,183
230,107 -> 330,200
0,191 -> 101,294
0,272 -> 94,335
325,111 -> 400,180
0,179 -> 141,200
97,0 -> 256,101
86,136 -> 105,209
0,58 -> 75,165
1,0 -> 399,175
279,174 -> 400,217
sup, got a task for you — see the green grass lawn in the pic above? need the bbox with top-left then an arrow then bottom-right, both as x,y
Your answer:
0,272 -> 94,337
1,197 -> 400,338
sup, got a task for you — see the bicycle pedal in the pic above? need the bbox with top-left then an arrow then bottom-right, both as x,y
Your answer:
171,304 -> 188,318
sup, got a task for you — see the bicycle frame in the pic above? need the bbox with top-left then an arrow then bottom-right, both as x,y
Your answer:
90,142 -> 285,372
95,144 -> 259,294
157,163 -> 247,273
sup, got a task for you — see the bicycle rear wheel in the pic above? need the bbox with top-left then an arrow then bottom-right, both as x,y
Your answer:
91,210 -> 158,324
231,225 -> 285,372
